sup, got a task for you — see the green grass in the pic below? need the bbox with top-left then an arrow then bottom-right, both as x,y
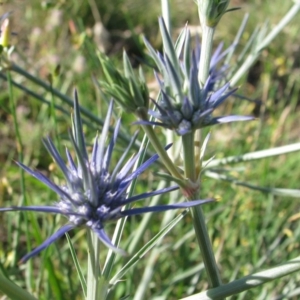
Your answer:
1,1 -> 300,299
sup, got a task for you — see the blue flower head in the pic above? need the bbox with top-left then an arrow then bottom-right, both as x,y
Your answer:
141,18 -> 254,135
0,91 -> 212,263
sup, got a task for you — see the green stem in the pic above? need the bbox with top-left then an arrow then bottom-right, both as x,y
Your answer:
198,25 -> 215,87
191,206 -> 222,288
137,108 -> 184,184
142,124 -> 183,180
182,132 -> 222,289
195,3 -> 223,290
86,232 -> 104,300
182,133 -> 196,181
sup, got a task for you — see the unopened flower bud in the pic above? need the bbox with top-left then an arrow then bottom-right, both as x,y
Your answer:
198,0 -> 230,28
0,18 -> 11,48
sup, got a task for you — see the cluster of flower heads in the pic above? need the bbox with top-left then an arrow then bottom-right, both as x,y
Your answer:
140,18 -> 253,135
0,92 -> 212,263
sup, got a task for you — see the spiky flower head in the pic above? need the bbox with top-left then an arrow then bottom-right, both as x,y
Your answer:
141,18 -> 253,136
99,51 -> 149,113
0,91 -> 212,263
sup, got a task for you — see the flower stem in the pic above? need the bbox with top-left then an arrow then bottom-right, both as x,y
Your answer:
137,108 -> 185,184
198,25 -> 215,87
141,124 -> 183,180
195,2 -> 223,289
191,206 -> 223,288
87,232 -> 105,300
182,133 -> 196,181
182,132 -> 222,288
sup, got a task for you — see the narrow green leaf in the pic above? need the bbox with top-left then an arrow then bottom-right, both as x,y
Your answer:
128,77 -> 144,107
174,26 -> 187,57
143,37 -> 165,73
205,170 -> 300,198
183,28 -> 191,81
158,17 -> 181,74
109,210 -> 188,286
155,172 -> 186,187
123,50 -> 135,79
0,273 -> 37,300
180,256 -> 300,300
164,55 -> 183,102
170,263 -> 205,285
66,233 -> 87,299
224,13 -> 249,65
206,143 -> 300,167
102,137 -> 150,280
73,91 -> 88,160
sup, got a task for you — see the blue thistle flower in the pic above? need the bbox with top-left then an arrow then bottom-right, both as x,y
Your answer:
0,91 -> 213,263
140,18 -> 254,136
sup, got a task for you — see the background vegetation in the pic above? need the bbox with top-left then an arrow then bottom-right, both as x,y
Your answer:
1,0 -> 300,299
